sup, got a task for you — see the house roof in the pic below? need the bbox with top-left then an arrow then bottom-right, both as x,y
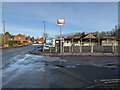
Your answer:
55,38 -> 64,41
65,32 -> 82,39
10,35 -> 15,38
67,35 -> 74,39
84,34 -> 96,39
64,33 -> 97,40
37,37 -> 45,42
15,34 -> 25,37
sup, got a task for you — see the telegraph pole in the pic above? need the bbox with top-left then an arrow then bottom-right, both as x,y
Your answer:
43,21 -> 46,51
43,21 -> 46,39
3,21 -> 5,47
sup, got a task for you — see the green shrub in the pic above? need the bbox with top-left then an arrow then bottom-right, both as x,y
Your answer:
7,40 -> 13,47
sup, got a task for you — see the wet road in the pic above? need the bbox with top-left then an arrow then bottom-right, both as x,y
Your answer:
1,45 -> 119,88
2,45 -> 48,88
2,45 -> 36,67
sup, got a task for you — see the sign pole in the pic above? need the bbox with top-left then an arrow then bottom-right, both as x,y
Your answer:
60,26 -> 62,53
57,19 -> 64,53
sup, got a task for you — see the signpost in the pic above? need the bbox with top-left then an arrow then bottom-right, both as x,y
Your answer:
57,19 -> 65,53
46,37 -> 52,52
46,37 -> 52,45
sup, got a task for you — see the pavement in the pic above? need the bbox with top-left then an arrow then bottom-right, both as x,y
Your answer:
29,50 -> 120,56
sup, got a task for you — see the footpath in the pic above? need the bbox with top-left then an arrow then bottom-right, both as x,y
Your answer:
29,50 -> 120,56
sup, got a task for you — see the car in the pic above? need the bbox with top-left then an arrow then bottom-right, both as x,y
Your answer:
34,47 -> 43,51
43,46 -> 49,50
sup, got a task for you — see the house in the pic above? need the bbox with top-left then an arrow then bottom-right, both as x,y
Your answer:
83,33 -> 96,46
101,38 -> 118,46
26,36 -> 31,43
64,33 -> 97,46
37,37 -> 45,44
64,33 -> 81,46
0,34 -> 3,46
14,34 -> 26,43
9,35 -> 15,41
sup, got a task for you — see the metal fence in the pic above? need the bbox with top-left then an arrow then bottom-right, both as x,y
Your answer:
50,45 -> 119,53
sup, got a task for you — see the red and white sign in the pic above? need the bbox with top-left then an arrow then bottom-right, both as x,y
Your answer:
57,19 -> 65,26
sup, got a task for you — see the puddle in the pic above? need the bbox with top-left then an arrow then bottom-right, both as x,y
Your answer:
2,54 -> 45,77
65,66 -> 76,68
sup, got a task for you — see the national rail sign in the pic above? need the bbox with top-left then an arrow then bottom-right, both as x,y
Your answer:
57,19 -> 65,26
45,37 -> 52,45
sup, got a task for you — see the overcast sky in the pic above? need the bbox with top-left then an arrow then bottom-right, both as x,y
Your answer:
2,2 -> 118,37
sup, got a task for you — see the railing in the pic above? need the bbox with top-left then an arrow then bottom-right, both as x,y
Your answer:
49,45 -> 119,53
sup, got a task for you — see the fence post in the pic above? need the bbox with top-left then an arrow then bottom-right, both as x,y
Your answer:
72,39 -> 73,53
91,44 -> 93,53
63,43 -> 64,53
69,46 -> 71,53
115,45 -> 116,53
50,45 -> 51,52
112,45 -> 114,53
55,45 -> 57,52
72,45 -> 73,53
90,39 -> 93,53
112,41 -> 114,53
114,41 -> 117,53
80,45 -> 82,53
102,46 -> 104,53
80,40 -> 82,53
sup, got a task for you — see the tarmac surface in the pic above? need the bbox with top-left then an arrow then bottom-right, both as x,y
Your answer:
1,45 -> 120,89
